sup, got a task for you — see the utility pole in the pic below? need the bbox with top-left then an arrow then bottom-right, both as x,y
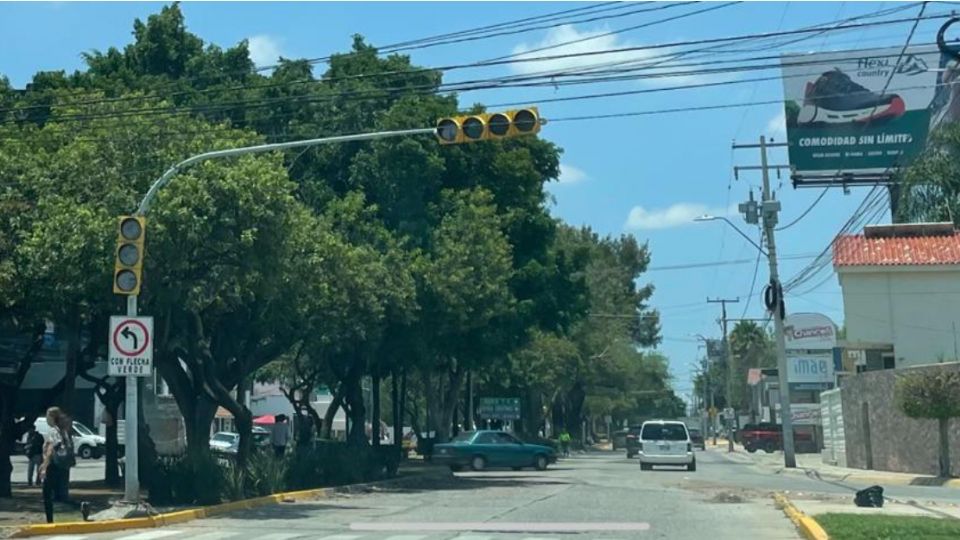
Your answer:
732,135 -> 797,468
708,297 -> 738,453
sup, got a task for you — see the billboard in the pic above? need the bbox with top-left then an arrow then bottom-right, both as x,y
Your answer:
786,353 -> 835,385
477,397 -> 521,420
781,45 -> 957,178
783,313 -> 837,350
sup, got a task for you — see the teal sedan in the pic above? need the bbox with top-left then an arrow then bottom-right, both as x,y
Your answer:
432,430 -> 557,472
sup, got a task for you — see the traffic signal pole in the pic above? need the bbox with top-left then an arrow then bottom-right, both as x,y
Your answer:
122,112 -> 543,500
122,127 -> 433,502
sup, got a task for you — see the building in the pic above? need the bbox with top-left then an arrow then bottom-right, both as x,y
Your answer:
834,222 -> 960,369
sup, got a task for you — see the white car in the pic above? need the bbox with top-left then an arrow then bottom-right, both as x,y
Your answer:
209,431 -> 240,454
637,420 -> 696,472
32,418 -> 106,460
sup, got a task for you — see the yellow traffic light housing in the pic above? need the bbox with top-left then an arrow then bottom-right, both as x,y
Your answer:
113,216 -> 146,295
435,107 -> 541,145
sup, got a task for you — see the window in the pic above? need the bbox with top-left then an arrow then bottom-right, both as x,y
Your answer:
474,432 -> 497,444
452,431 -> 476,443
641,423 -> 688,441
496,433 -> 521,445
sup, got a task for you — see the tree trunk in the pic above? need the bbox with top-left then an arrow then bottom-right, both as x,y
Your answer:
392,371 -> 401,449
103,388 -> 123,487
437,367 -> 463,442
321,389 -> 342,440
939,417 -> 951,478
0,388 -> 17,498
344,370 -> 366,446
371,371 -> 381,446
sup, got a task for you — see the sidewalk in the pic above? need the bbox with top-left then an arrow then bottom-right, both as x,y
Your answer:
707,440 -> 960,488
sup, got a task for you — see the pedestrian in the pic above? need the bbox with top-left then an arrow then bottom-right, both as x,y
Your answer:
271,414 -> 290,458
25,423 -> 44,487
558,429 -> 572,457
38,407 -> 89,523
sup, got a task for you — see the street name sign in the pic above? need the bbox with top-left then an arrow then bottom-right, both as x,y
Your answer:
108,316 -> 153,376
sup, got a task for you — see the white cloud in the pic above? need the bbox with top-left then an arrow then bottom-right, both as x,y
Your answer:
558,163 -> 588,184
248,35 -> 283,68
510,25 -> 650,76
767,111 -> 787,137
509,26 -> 728,87
624,202 -> 735,230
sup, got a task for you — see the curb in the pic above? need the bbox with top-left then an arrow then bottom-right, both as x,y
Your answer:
11,469 -> 450,538
773,492 -> 830,540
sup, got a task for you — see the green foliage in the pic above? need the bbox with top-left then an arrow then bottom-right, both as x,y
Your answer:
896,370 -> 960,420
727,321 -> 776,411
897,123 -> 960,224
817,513 -> 960,540
148,452 -> 226,506
246,451 -> 290,496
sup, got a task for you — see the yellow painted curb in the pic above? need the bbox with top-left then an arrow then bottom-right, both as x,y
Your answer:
12,470 -> 446,537
773,492 -> 830,540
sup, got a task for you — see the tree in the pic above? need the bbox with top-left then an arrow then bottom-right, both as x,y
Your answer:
897,123 -> 960,224
728,321 -> 775,413
895,369 -> 960,477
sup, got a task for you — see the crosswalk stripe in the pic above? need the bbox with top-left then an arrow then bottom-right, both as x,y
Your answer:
115,531 -> 184,540
181,532 -> 240,540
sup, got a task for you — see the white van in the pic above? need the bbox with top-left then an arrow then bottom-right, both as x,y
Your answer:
637,420 -> 696,471
33,418 -> 106,459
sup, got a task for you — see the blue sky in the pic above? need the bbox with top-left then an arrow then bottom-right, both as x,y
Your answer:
1,1 -> 944,401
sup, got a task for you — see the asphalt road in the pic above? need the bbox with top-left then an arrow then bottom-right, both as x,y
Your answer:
10,455 -> 106,485
40,449 -> 803,540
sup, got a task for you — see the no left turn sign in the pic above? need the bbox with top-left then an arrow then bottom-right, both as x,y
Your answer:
108,316 -> 153,377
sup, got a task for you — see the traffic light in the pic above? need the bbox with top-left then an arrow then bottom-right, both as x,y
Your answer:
113,216 -> 146,295
435,107 -> 541,145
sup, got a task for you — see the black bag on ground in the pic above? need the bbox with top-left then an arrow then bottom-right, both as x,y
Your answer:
854,485 -> 884,507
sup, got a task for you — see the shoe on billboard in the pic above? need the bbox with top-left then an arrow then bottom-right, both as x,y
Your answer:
798,69 -> 905,124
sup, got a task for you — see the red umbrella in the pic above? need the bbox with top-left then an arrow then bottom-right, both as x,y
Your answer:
253,415 -> 276,425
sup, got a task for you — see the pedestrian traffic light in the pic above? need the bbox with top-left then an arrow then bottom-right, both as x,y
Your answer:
435,107 -> 542,145
113,216 -> 146,295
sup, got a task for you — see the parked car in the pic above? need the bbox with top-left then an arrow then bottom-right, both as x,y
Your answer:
432,430 -> 557,472
210,431 -> 240,454
624,425 -> 643,458
739,423 -> 814,453
688,427 -> 706,450
612,429 -> 628,451
636,420 -> 696,471
210,427 -> 272,454
31,418 -> 105,459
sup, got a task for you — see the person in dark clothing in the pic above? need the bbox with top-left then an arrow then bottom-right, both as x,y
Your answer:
271,414 -> 290,458
38,407 -> 88,523
25,424 -> 44,487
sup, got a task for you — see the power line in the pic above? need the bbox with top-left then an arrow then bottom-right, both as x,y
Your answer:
776,187 -> 831,232
1,8 -> 949,118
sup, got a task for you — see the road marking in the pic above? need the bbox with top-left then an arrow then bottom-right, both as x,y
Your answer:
350,522 -> 651,532
383,536 -> 427,540
318,535 -> 361,540
257,534 -> 305,540
454,536 -> 492,540
115,532 -> 185,540
182,532 -> 241,540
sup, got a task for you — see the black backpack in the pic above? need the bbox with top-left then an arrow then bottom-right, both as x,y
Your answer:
854,485 -> 884,508
51,428 -> 77,469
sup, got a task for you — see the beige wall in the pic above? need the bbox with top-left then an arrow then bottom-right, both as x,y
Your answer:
838,266 -> 960,367
840,363 -> 960,475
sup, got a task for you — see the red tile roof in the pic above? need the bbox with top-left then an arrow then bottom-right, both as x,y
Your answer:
834,231 -> 960,267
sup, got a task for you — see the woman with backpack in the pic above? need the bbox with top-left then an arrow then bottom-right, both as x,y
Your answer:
38,407 -> 84,523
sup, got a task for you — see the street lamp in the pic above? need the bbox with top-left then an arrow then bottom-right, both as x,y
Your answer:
693,215 -> 767,256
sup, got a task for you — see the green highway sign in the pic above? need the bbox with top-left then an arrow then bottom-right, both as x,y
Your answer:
477,397 -> 521,420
